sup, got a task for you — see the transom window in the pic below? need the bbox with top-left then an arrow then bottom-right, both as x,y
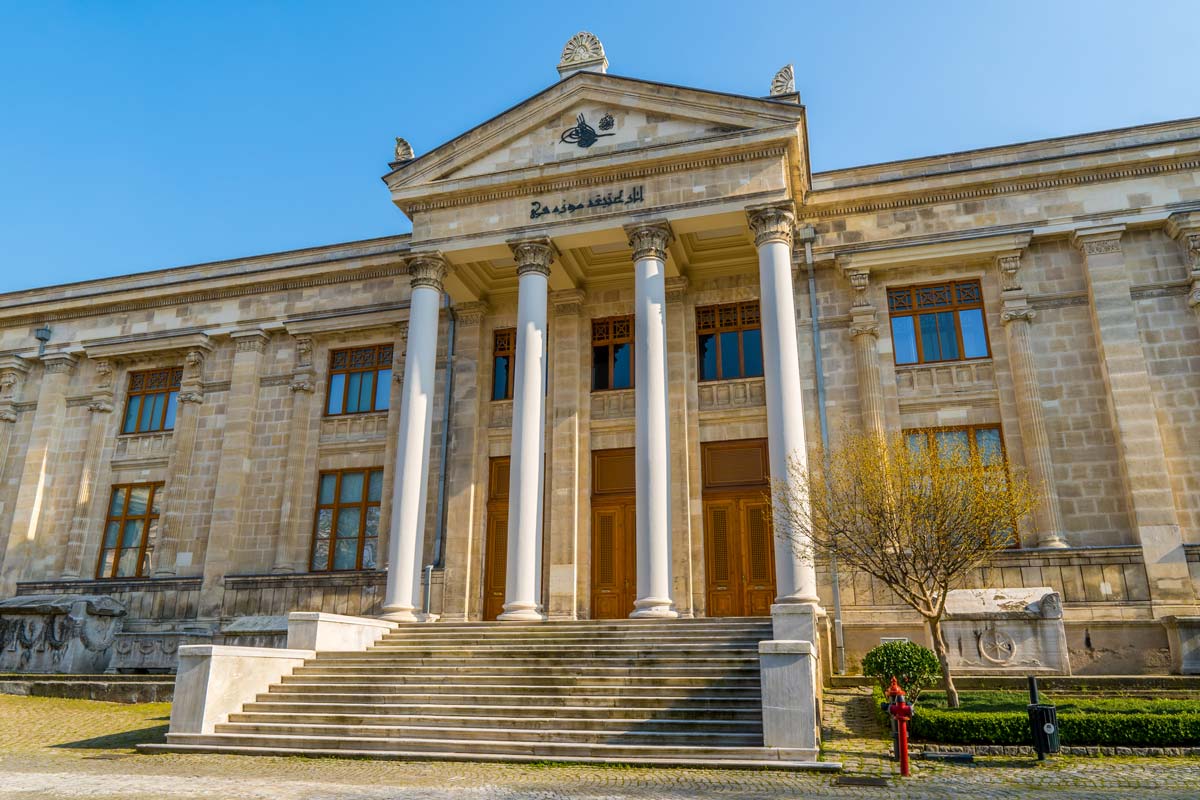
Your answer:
592,315 -> 634,392
311,468 -> 384,572
904,424 -> 1005,466
121,368 -> 181,434
491,328 -> 515,401
888,280 -> 990,365
697,301 -> 763,381
97,482 -> 162,579
326,345 -> 392,416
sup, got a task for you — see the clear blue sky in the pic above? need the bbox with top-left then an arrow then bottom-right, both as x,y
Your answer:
1,1 -> 1197,293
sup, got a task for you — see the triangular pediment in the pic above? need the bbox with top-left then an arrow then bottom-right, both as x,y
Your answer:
386,72 -> 807,200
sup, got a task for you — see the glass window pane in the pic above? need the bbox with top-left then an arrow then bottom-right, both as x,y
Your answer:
937,311 -> 960,360
315,509 -> 333,540
127,486 -> 150,517
123,396 -> 142,433
918,313 -> 941,361
358,371 -> 375,412
975,428 -> 1004,466
905,433 -> 928,455
362,538 -> 377,569
318,474 -> 337,505
365,506 -> 381,537
742,330 -> 763,377
345,373 -> 363,413
493,355 -> 511,400
327,374 -> 345,415
959,308 -> 988,358
891,317 -> 918,364
150,487 -> 162,515
592,346 -> 610,391
612,343 -> 632,389
109,487 -> 127,517
116,548 -> 139,577
697,334 -> 717,380
333,538 -> 357,570
375,369 -> 391,410
163,392 -> 179,430
339,471 -> 364,503
104,521 -> 120,548
719,331 -> 741,379
121,520 -> 143,549
367,470 -> 383,503
336,508 -> 361,539
98,549 -> 115,577
935,430 -> 971,460
311,539 -> 329,571
140,392 -> 160,431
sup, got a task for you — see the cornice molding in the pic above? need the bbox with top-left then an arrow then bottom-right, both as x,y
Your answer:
83,331 -> 215,362
836,231 -> 1033,275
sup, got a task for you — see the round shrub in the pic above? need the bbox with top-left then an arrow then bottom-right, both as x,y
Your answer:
862,640 -> 941,702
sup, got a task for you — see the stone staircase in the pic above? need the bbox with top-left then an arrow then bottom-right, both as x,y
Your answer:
141,616 -> 831,769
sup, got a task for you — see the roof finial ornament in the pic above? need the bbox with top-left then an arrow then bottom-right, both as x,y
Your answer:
557,32 -> 608,79
393,137 -> 414,163
770,64 -> 796,98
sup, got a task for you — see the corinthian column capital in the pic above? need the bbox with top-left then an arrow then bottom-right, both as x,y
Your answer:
746,204 -> 795,248
407,252 -> 449,291
624,221 -> 673,262
508,237 -> 556,278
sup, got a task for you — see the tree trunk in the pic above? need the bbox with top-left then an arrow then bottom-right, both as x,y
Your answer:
927,617 -> 960,708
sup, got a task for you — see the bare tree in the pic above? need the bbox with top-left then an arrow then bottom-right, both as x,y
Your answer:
773,431 -> 1037,708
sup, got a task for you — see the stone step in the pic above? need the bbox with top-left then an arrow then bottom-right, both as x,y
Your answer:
383,618 -> 769,633
155,731 -> 814,764
211,721 -> 764,747
311,656 -> 758,668
375,632 -> 768,644
226,711 -> 763,733
285,671 -> 760,688
294,663 -> 761,676
256,690 -> 759,709
137,741 -> 834,772
269,680 -> 760,698
240,700 -> 762,721
362,645 -> 759,657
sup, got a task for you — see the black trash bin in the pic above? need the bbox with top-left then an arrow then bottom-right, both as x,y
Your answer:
1028,703 -> 1060,759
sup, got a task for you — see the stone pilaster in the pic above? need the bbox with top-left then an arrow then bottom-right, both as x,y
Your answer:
546,288 -> 585,620
0,352 -> 77,595
1073,225 -> 1195,609
271,336 -> 319,573
60,359 -> 117,577
199,331 -> 270,618
376,320 -> 408,572
153,348 -> 208,576
0,357 -> 30,499
995,251 -> 1067,549
847,270 -> 886,439
439,302 -> 487,622
1165,212 -> 1200,323
664,275 -> 696,617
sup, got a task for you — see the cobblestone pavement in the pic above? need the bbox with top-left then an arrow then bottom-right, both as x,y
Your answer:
2,693 -> 1199,799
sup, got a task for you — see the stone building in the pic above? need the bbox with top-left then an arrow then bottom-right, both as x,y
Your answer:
2,35 -> 1198,675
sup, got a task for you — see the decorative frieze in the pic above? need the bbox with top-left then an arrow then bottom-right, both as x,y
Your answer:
550,289 -> 585,316
454,301 -> 489,327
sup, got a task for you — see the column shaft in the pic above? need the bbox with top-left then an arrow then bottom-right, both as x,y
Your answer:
152,349 -> 207,576
381,255 -> 446,622
271,336 -> 318,573
749,206 -> 819,605
627,223 -> 676,619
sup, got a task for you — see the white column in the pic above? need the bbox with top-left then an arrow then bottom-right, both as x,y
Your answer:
500,239 -> 554,622
748,204 -> 819,605
381,254 -> 447,622
626,222 -> 677,619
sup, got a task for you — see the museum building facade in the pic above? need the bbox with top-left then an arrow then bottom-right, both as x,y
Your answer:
1,36 -> 1199,674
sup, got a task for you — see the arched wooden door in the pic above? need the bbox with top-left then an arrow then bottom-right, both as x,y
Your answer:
702,439 -> 776,617
590,448 -> 637,619
482,457 -> 509,621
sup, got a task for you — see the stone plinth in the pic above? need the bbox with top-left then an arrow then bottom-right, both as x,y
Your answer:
758,639 -> 819,757
0,594 -> 125,673
941,587 -> 1070,675
1162,616 -> 1200,675
170,644 -> 314,735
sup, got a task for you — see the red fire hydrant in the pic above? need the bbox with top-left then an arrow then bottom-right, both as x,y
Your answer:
885,676 -> 914,777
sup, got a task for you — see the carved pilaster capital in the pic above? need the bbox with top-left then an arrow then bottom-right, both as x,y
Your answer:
1001,307 -> 1037,325
1189,275 -> 1200,309
407,252 -> 449,291
232,330 -> 270,354
624,221 -> 673,263
453,301 -> 489,327
41,352 -> 78,375
293,336 -> 314,369
0,357 -> 29,403
1165,212 -> 1200,266
86,399 -> 114,413
1072,225 -> 1124,257
994,250 -> 1025,292
746,204 -> 795,249
289,378 -> 316,393
178,391 -> 204,404
508,237 -> 556,278
850,321 -> 879,339
664,276 -> 689,304
846,270 -> 871,308
92,358 -> 114,389
550,289 -> 586,316
0,410 -> 16,423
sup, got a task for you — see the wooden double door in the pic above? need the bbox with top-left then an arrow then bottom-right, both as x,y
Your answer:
590,448 -> 637,619
482,457 -> 510,621
702,439 -> 776,617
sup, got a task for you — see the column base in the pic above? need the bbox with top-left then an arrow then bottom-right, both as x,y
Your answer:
630,598 -> 678,619
1036,534 -> 1070,549
379,606 -> 439,624
498,601 -> 545,622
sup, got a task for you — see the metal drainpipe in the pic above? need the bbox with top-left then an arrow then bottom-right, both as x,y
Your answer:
798,224 -> 846,675
431,296 -> 456,571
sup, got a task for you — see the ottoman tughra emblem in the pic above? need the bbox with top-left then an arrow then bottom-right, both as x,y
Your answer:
560,113 -> 615,148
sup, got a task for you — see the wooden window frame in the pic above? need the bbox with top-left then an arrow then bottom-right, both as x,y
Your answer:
120,367 -> 182,435
887,279 -> 992,366
904,423 -> 1006,463
591,315 -> 635,392
96,481 -> 163,579
696,300 -> 763,382
325,344 -> 393,417
491,328 -> 515,402
309,467 -> 384,572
